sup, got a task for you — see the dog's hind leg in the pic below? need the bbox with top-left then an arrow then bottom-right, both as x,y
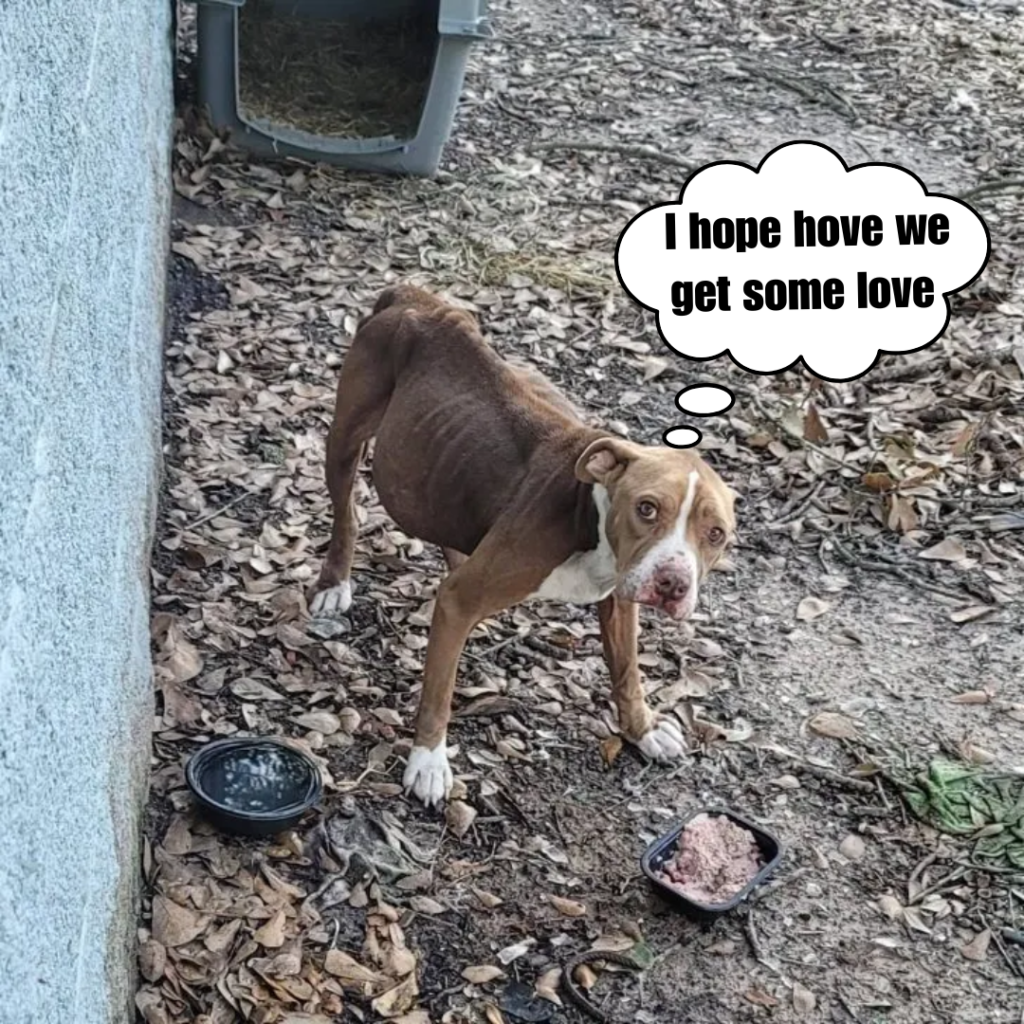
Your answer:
310,329 -> 394,618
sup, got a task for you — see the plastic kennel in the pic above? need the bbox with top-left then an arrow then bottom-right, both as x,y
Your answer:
194,0 -> 491,177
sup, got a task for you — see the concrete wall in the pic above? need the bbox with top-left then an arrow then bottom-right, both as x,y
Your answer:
0,3 -> 172,1023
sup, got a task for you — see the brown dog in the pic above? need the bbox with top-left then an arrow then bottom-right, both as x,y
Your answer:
310,285 -> 736,805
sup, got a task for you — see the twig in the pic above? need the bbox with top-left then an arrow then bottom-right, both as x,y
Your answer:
984,916 -> 1023,979
737,60 -> 858,120
186,488 -> 262,530
771,479 -> 827,527
827,533 -> 967,601
958,178 -> 1024,202
529,139 -> 695,171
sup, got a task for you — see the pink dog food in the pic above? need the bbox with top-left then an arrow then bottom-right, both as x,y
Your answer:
657,813 -> 762,905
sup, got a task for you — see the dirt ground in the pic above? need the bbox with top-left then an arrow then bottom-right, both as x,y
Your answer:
141,1 -> 1024,1022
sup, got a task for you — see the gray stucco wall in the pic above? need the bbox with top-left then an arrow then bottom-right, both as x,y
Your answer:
0,3 -> 173,1023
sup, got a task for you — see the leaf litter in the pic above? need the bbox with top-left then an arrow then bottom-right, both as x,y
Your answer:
145,0 -> 1024,1021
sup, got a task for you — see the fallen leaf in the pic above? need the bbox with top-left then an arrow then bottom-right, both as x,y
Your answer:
960,929 -> 991,961
796,596 -> 831,621
409,896 -> 445,915
600,735 -> 623,767
445,800 -> 477,839
473,887 -> 504,910
862,471 -> 896,492
498,938 -> 536,965
151,896 -> 205,948
254,909 -> 288,949
139,939 -> 166,982
949,605 -> 994,624
573,964 -> 597,989
371,974 -> 419,1018
745,985 -> 779,1008
291,710 -> 342,734
205,918 -> 241,953
535,966 -> 563,1005
949,689 -> 991,704
792,982 -> 817,1015
462,965 -> 506,984
642,356 -> 669,380
803,402 -> 828,443
919,537 -> 967,562
549,895 -> 587,917
230,676 -> 285,701
808,712 -> 860,740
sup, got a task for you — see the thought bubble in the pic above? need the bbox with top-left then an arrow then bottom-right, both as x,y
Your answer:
616,140 -> 990,384
663,384 -> 736,448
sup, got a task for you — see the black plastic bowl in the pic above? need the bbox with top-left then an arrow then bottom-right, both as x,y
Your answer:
185,737 -> 323,837
641,807 -> 783,921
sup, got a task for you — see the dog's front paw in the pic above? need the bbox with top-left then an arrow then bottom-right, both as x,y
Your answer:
309,579 -> 353,618
403,743 -> 453,807
636,719 -> 688,762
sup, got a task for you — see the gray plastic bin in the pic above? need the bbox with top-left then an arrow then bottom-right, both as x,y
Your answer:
193,0 -> 491,177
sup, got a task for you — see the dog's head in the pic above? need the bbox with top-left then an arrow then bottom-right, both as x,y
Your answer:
576,437 -> 737,620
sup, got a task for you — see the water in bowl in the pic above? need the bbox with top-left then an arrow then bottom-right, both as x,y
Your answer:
200,746 -> 313,813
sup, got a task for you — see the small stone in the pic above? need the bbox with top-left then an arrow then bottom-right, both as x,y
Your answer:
839,834 -> 866,861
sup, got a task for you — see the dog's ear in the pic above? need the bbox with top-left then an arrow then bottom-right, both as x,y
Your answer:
575,437 -> 637,485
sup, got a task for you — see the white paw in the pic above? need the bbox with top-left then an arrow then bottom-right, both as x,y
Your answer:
310,580 -> 353,618
403,743 -> 453,807
637,719 -> 688,762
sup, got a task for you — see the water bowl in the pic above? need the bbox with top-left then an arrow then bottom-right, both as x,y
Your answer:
185,737 -> 322,837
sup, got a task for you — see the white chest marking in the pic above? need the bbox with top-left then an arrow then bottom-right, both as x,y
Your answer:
529,485 -> 617,606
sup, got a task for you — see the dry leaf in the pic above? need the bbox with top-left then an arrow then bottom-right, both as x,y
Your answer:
792,982 -> 817,1015
803,402 -> 828,443
291,710 -> 342,734
949,605 -> 993,624
409,896 -> 445,915
497,938 -> 536,965
549,895 -> 587,917
808,712 -> 860,740
473,887 -> 503,910
745,985 -> 779,1007
151,895 -> 205,948
949,689 -> 991,704
483,1005 -> 505,1024
324,950 -> 384,987
919,537 -> 967,562
796,596 -> 831,621
139,939 -> 166,983
445,800 -> 477,839
371,974 -> 419,1018
573,964 -> 597,990
535,967 -> 563,1005
254,909 -> 288,948
960,929 -> 991,962
600,735 -> 623,766
461,965 -> 505,984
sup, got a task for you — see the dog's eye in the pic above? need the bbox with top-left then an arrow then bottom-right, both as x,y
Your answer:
708,526 -> 726,545
636,500 -> 658,521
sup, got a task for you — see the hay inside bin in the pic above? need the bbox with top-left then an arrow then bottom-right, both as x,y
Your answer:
237,0 -> 438,141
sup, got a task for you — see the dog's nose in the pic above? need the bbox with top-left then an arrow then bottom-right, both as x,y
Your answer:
654,570 -> 689,602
